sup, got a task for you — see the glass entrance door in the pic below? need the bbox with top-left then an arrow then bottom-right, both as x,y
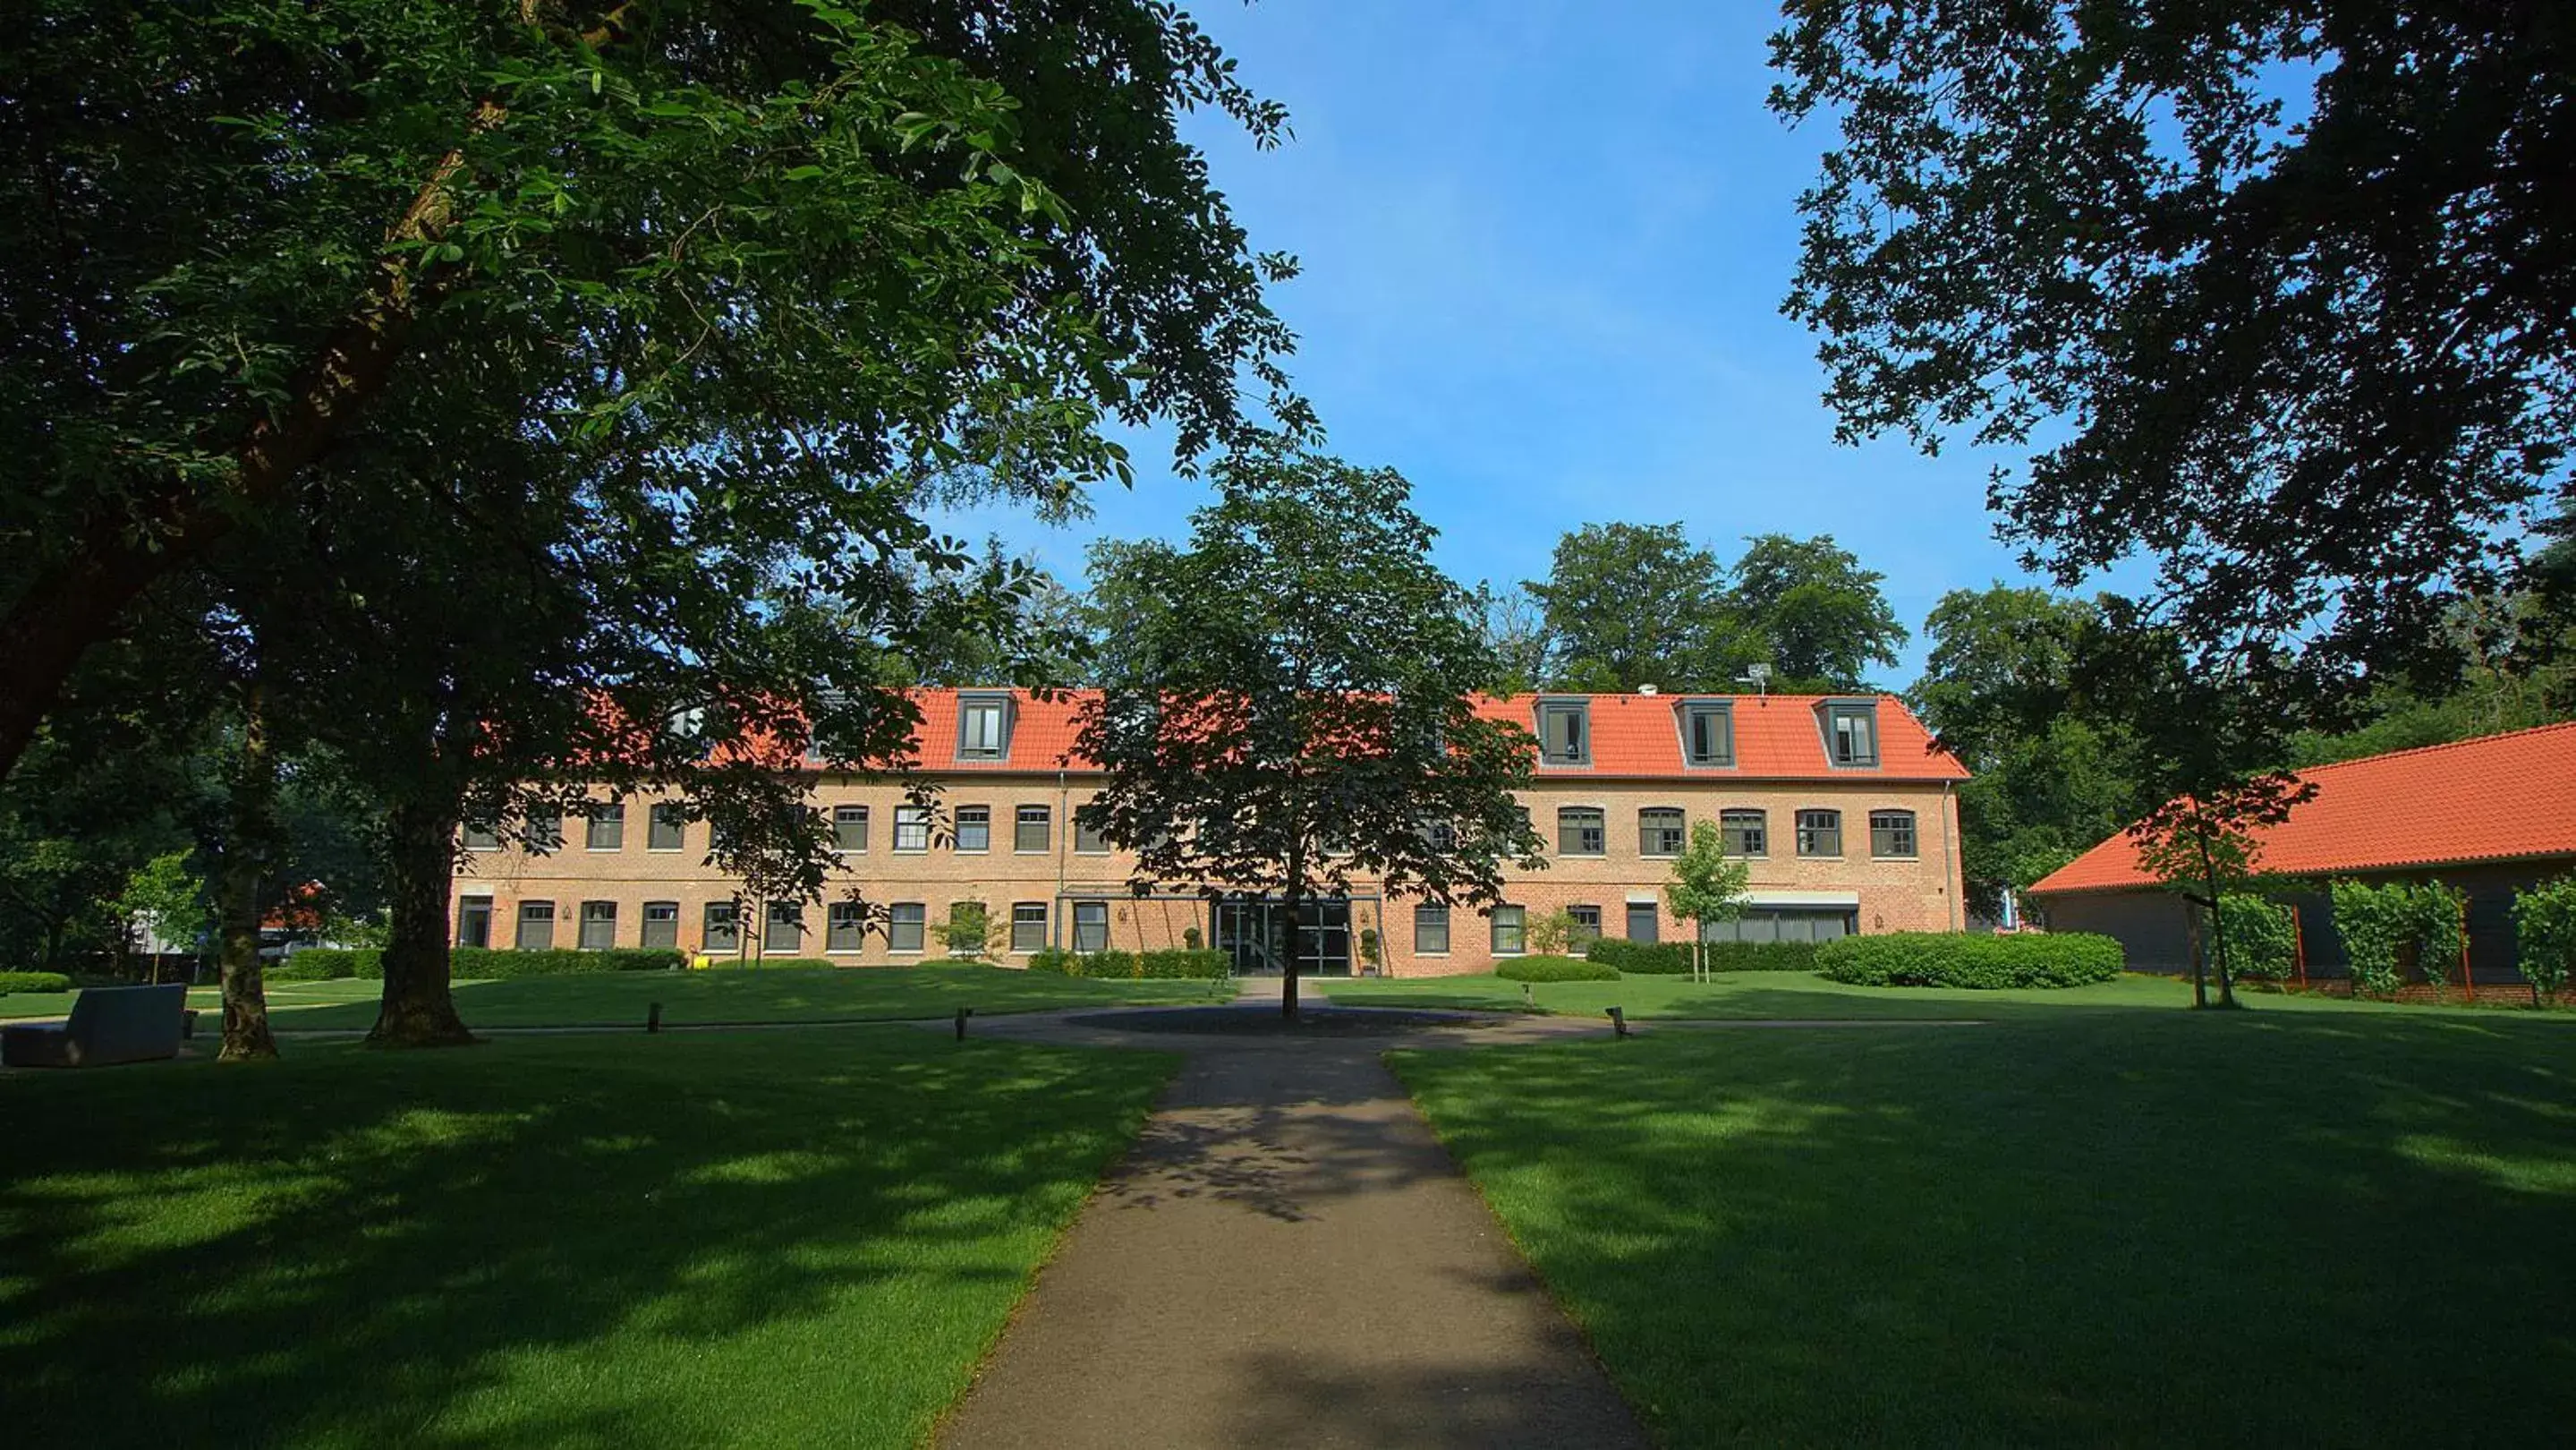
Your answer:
1215,897 -> 1352,976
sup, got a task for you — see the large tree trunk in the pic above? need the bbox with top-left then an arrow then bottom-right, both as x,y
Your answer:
370,794 -> 475,1048
217,686 -> 281,1061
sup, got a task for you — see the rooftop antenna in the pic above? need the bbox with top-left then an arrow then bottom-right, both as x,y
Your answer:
1740,662 -> 1773,699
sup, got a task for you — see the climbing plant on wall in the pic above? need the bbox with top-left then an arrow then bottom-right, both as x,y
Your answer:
2327,881 -> 2467,997
2512,875 -> 2576,1004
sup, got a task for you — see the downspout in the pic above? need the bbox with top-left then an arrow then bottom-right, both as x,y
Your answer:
1054,768 -> 1068,951
1943,780 -> 1960,932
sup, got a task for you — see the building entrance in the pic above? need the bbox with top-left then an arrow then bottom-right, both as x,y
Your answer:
1214,896 -> 1352,977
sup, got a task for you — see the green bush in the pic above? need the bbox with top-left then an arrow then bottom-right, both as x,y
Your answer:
2329,879 -> 2466,996
701,956 -> 839,971
1816,932 -> 2124,989
1498,954 -> 1620,983
0,970 -> 73,994
1584,936 -> 1820,974
2215,895 -> 2300,982
1023,947 -> 1228,979
2512,874 -> 2576,1001
272,947 -> 682,982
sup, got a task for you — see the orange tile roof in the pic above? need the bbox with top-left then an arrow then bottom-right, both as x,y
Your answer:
2028,721 -> 2576,895
883,688 -> 1966,782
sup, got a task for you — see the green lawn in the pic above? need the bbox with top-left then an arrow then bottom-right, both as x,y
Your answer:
3,965 -> 1228,1028
1393,1011 -> 2576,1446
1324,968 -> 2557,1019
0,1029 -> 1176,1447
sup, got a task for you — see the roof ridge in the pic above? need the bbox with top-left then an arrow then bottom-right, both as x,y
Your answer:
2296,718 -> 2576,777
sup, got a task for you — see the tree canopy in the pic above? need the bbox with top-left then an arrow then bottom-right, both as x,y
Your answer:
1072,448 -> 1547,1017
1772,2 -> 2575,702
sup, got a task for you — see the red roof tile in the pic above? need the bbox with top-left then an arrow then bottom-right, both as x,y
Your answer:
2028,721 -> 2576,894
882,688 -> 1965,782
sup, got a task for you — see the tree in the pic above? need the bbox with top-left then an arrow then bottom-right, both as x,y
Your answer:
1,0 -> 1302,780
1772,4 -> 2575,704
115,850 -> 207,985
1073,448 -> 1548,1019
1526,524 -> 1736,693
1727,533 -> 1907,690
1467,581 -> 1556,696
2130,774 -> 2313,1010
1665,820 -> 1751,982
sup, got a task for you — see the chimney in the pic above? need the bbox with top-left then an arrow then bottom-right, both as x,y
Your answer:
1637,684 -> 1659,695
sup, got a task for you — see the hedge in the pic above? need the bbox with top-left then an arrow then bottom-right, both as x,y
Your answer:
1497,954 -> 1620,983
0,970 -> 74,994
696,955 -> 838,970
1027,948 -> 1228,979
271,947 -> 684,981
1583,936 -> 1821,974
1815,932 -> 2124,989
2215,895 -> 2299,982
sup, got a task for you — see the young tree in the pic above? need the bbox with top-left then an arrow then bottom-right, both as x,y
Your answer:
1772,4 -> 2574,708
115,850 -> 207,986
1074,448 -> 1548,1019
1665,820 -> 1751,982
2130,776 -> 2312,1010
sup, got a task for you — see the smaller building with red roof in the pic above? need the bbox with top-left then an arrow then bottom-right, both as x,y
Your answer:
2027,722 -> 2576,985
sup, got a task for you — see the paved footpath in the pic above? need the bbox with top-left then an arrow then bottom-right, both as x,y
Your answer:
939,982 -> 1651,1449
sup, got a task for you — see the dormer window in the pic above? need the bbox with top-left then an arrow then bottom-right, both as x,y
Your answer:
1824,699 -> 1879,768
1536,698 -> 1590,766
1679,700 -> 1732,767
957,693 -> 1012,761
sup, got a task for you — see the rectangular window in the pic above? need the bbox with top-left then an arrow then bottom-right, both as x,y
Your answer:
702,902 -> 740,954
894,806 -> 931,853
525,810 -> 563,852
1423,817 -> 1459,853
1870,809 -> 1918,858
1073,900 -> 1109,953
578,900 -> 617,950
1626,902 -> 1660,943
648,804 -> 686,851
1558,806 -> 1605,857
1721,808 -> 1768,857
463,822 -> 501,851
1826,702 -> 1880,767
641,900 -> 679,950
1415,903 -> 1450,954
1016,805 -> 1050,853
764,901 -> 804,954
827,901 -> 866,953
1074,810 -> 1109,854
833,804 -> 868,853
1011,902 -> 1048,953
455,897 -> 493,949
1639,807 -> 1686,857
585,804 -> 625,851
701,906 -> 742,952
957,695 -> 1011,759
955,805 -> 990,853
888,902 -> 925,953
1797,808 -> 1843,857
1536,700 -> 1589,765
515,900 -> 556,951
1682,701 -> 1733,767
1569,904 -> 1602,947
1491,906 -> 1527,956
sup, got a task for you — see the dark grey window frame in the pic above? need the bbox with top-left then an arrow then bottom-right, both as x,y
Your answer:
1721,807 -> 1768,857
1639,806 -> 1686,857
955,805 -> 991,853
524,810 -> 563,852
1568,904 -> 1602,947
1074,810 -> 1109,854
763,901 -> 804,954
1796,808 -> 1843,858
1072,900 -> 1109,953
827,900 -> 867,953
1822,699 -> 1881,769
578,900 -> 617,950
702,901 -> 740,953
641,900 -> 680,950
1625,901 -> 1660,942
515,900 -> 556,951
1679,700 -> 1734,768
647,804 -> 687,852
1558,806 -> 1606,857
832,804 -> 868,853
455,896 -> 493,949
585,804 -> 625,851
1870,808 -> 1918,858
1415,903 -> 1450,954
888,902 -> 926,953
1535,698 -> 1591,766
1491,905 -> 1527,956
1016,805 -> 1050,854
956,693 -> 1014,761
463,822 -> 502,851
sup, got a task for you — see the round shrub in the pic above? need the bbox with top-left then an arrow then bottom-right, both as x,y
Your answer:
0,970 -> 74,994
1497,954 -> 1620,983
1815,932 -> 2123,989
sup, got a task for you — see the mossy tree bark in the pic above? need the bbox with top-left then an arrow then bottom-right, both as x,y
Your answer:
217,682 -> 281,1061
370,793 -> 474,1048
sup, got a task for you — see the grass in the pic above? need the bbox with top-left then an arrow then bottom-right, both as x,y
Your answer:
1392,1010 -> 2576,1446
1324,968 -> 2559,1020
0,1028 -> 1177,1447
2,965 -> 1228,1028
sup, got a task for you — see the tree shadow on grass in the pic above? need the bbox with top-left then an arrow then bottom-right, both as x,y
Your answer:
0,1031 -> 1177,1448
1390,1011 -> 2576,1446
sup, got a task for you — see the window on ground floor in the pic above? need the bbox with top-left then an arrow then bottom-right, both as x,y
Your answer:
1704,908 -> 1856,944
1491,905 -> 1526,956
703,901 -> 739,954
1415,903 -> 1450,954
828,900 -> 867,953
455,897 -> 492,949
888,902 -> 926,953
1073,900 -> 1109,953
1568,904 -> 1602,947
1626,901 -> 1659,943
515,900 -> 555,951
1011,902 -> 1048,953
578,900 -> 617,950
764,901 -> 804,954
641,900 -> 679,950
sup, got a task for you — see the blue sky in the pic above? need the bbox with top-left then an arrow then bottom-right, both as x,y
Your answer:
942,1 -> 2061,688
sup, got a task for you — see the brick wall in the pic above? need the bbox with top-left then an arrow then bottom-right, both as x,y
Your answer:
455,772 -> 1965,974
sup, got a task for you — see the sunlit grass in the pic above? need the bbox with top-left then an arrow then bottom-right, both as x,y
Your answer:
0,1030 -> 1177,1446
1394,1011 -> 2576,1445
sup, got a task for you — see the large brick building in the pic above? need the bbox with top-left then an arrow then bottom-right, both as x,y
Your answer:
454,688 -> 1969,977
